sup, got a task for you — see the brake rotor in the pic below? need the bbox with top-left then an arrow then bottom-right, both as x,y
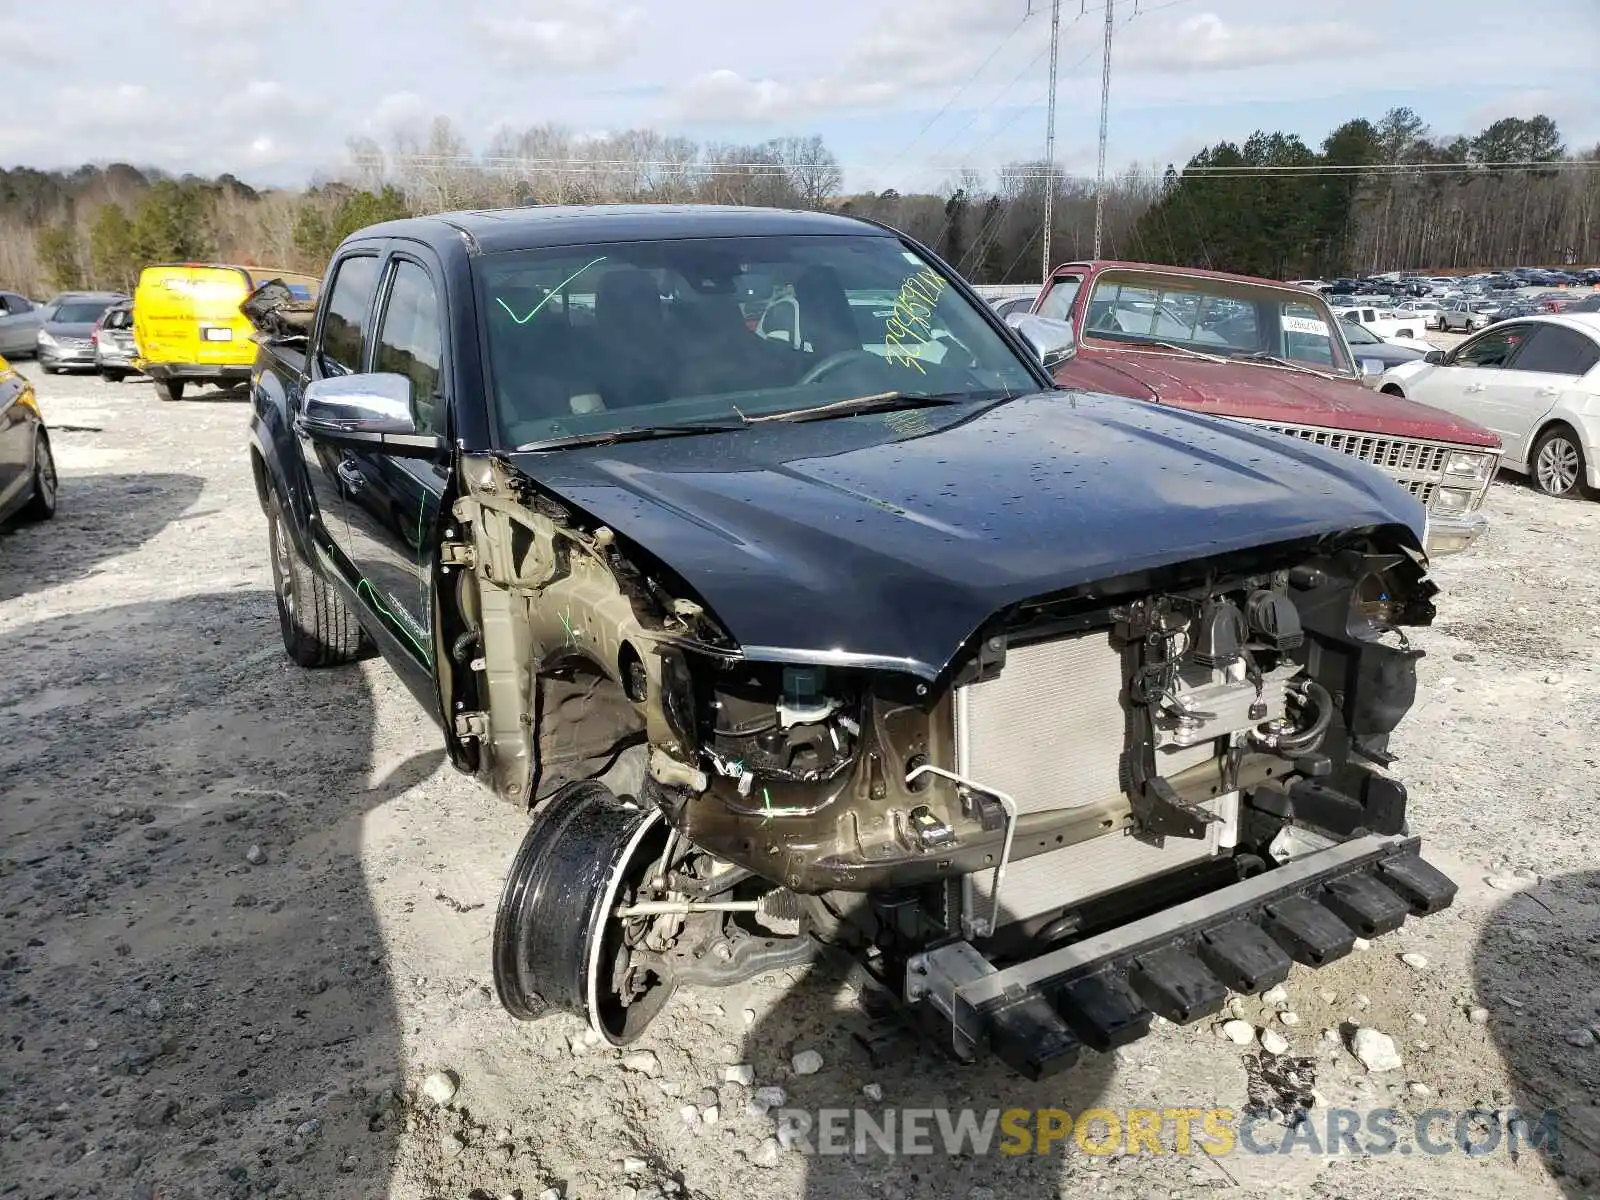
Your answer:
492,779 -> 673,1044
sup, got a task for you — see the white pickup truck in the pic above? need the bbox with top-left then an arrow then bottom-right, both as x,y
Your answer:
1333,305 -> 1429,343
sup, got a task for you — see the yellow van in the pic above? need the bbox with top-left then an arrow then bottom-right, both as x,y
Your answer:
133,264 -> 321,401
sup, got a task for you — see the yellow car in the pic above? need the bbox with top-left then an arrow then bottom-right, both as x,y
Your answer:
133,264 -> 321,401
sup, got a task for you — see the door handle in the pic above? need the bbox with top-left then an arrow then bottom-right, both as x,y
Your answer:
1464,383 -> 1485,393
1536,387 -> 1560,398
336,459 -> 366,493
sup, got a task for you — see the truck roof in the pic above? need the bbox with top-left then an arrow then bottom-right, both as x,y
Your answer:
1057,260 -> 1330,292
347,204 -> 886,255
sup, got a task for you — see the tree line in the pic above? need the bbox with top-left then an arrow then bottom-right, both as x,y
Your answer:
1,108 -> 1595,299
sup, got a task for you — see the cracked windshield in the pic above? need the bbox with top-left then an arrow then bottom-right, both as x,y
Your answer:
478,234 -> 1038,448
1083,272 -> 1356,373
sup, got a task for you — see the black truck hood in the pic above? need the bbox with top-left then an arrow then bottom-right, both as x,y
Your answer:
508,391 -> 1424,681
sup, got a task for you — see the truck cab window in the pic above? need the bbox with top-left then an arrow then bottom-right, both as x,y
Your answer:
373,261 -> 444,434
318,255 -> 381,377
1036,276 -> 1081,322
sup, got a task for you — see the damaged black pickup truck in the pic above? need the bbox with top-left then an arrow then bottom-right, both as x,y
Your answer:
244,205 -> 1456,1079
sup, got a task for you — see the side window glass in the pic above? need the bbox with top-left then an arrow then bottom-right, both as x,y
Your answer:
1453,327 -> 1523,369
1035,276 -> 1081,322
1508,326 -> 1600,376
318,255 -> 382,377
372,260 -> 445,434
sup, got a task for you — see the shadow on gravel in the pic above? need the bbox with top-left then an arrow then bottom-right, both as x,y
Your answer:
745,970 -> 1113,1199
1472,869 -> 1600,1196
0,472 -> 205,603
0,591 -> 437,1199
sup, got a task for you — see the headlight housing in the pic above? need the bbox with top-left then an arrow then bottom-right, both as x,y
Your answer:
36,331 -> 56,347
1442,450 -> 1494,482
1430,485 -> 1477,514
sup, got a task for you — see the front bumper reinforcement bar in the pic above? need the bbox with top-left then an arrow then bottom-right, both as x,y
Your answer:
904,832 -> 1456,1079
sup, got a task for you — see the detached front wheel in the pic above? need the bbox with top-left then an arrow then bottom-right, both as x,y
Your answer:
493,780 -> 675,1045
265,492 -> 368,666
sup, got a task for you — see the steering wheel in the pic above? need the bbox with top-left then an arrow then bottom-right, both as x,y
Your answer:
798,348 -> 881,386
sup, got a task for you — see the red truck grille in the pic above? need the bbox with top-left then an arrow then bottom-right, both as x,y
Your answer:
1241,422 -> 1454,507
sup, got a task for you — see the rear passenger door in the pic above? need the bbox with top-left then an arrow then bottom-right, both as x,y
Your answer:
340,253 -> 450,676
1485,323 -> 1600,467
301,251 -> 383,577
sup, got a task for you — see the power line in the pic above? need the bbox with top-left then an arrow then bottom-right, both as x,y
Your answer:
883,7 -> 1036,167
351,154 -> 1600,181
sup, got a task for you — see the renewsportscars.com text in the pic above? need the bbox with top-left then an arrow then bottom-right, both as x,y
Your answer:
770,1106 -> 1560,1159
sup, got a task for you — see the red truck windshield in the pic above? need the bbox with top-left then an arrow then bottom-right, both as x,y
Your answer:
1080,271 -> 1357,375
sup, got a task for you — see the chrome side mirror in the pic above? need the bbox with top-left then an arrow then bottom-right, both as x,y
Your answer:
1423,350 -> 1446,365
297,372 -> 440,455
1358,358 -> 1385,380
1005,312 -> 1077,370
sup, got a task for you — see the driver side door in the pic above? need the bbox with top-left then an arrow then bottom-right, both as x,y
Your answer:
1405,325 -> 1526,430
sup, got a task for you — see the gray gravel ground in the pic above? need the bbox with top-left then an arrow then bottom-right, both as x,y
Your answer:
2,365 -> 1598,1200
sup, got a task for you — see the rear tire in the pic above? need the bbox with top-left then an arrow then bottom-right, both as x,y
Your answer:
159,378 -> 184,402
19,435 -> 57,521
1531,427 -> 1589,500
100,370 -> 125,383
265,491 -> 367,666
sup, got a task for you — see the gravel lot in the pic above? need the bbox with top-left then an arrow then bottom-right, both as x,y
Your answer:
2,364 -> 1598,1200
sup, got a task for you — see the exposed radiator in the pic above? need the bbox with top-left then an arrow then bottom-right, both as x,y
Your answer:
954,630 -> 1232,926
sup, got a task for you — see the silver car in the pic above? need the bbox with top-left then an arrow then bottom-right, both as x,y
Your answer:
0,291 -> 47,358
93,300 -> 140,381
37,292 -> 127,373
1437,297 -> 1500,333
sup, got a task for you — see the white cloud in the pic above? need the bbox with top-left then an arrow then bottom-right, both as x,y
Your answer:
1120,13 -> 1378,74
162,0 -> 291,31
675,69 -> 895,122
471,1 -> 640,70
363,91 -> 431,135
1,18 -> 64,67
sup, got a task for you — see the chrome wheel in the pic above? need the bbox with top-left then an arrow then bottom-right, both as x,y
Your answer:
269,504 -> 296,621
1534,433 -> 1582,497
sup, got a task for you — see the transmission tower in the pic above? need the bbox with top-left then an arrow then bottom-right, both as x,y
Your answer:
1040,0 -> 1061,284
1092,0 -> 1114,258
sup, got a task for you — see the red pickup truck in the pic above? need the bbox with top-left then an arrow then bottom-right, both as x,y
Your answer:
1029,261 -> 1502,553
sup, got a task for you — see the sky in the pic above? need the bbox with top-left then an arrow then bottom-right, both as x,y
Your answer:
4,0 -> 1598,194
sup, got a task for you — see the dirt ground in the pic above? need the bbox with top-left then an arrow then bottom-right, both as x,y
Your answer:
2,363 -> 1598,1200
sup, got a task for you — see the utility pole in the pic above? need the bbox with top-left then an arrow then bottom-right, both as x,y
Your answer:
1040,0 -> 1062,284
1092,0 -> 1114,258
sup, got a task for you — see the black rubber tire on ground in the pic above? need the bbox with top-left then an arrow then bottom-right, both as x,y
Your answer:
100,370 -> 126,383
159,378 -> 184,402
19,435 -> 57,521
1530,426 -> 1590,500
265,491 -> 367,667
40,364 -> 58,375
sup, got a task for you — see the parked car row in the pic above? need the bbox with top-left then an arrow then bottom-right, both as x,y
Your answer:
0,263 -> 321,399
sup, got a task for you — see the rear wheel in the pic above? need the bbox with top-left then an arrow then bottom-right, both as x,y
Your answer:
100,370 -> 125,383
1531,427 -> 1589,500
265,491 -> 367,666
19,435 -> 57,521
158,378 -> 184,402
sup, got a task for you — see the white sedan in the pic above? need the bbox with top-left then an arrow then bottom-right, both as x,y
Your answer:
1377,313 -> 1600,499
